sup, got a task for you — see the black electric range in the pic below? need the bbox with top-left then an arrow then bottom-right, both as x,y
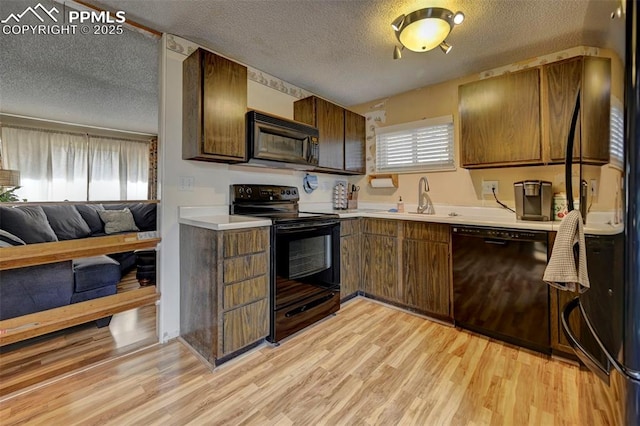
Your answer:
230,184 -> 341,343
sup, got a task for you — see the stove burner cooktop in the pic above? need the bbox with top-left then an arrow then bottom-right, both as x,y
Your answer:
229,184 -> 338,224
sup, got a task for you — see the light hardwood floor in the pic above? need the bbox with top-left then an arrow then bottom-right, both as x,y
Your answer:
0,271 -> 157,397
0,298 -> 614,425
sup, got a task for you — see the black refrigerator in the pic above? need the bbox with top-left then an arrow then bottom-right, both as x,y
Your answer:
561,1 -> 640,424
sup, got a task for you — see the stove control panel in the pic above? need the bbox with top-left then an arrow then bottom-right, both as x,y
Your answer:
230,184 -> 299,202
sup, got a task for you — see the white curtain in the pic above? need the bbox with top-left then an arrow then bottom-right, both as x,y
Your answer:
1,126 -> 149,202
88,136 -> 149,201
2,127 -> 88,201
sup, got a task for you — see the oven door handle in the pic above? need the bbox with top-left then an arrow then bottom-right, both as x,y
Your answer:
284,292 -> 336,318
484,239 -> 507,245
277,222 -> 338,234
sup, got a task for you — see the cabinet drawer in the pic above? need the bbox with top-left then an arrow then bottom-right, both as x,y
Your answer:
223,228 -> 269,258
340,218 -> 361,236
223,252 -> 268,284
223,275 -> 268,310
363,218 -> 398,236
222,298 -> 269,355
403,222 -> 450,243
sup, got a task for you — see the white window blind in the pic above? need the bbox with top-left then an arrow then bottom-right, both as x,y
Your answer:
610,97 -> 624,169
375,115 -> 454,173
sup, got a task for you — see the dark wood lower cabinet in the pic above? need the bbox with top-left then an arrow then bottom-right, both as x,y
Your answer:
548,231 -> 581,357
340,219 -> 361,300
402,240 -> 450,317
222,298 -> 269,354
360,219 -> 451,318
362,233 -> 399,303
180,225 -> 270,365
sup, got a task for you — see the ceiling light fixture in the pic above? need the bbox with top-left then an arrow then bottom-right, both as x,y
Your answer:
393,45 -> 404,60
439,41 -> 452,54
391,7 -> 464,59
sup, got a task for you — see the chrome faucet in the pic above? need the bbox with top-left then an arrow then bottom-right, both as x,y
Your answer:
417,176 -> 435,214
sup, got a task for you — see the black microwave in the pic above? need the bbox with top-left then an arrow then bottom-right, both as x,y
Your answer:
247,110 -> 319,167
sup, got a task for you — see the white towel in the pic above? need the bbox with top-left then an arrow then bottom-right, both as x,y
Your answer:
543,210 -> 590,292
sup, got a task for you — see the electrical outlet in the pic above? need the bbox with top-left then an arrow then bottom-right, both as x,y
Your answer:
482,180 -> 499,195
590,179 -> 598,197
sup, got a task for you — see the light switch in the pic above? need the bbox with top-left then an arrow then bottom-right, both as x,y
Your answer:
179,176 -> 195,191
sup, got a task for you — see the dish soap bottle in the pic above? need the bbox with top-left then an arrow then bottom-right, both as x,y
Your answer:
397,196 -> 405,213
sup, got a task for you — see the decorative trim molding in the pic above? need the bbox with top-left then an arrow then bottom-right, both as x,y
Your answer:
246,69 -> 312,100
480,46 -> 601,79
165,34 -> 198,56
364,110 -> 386,174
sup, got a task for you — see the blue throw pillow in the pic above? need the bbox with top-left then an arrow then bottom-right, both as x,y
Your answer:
42,205 -> 92,240
75,204 -> 105,235
0,206 -> 58,244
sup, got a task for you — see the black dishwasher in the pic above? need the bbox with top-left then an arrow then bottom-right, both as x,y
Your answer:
452,226 -> 550,354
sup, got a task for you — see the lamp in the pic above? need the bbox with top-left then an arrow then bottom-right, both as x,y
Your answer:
0,148 -> 21,201
0,169 -> 20,187
391,7 -> 464,58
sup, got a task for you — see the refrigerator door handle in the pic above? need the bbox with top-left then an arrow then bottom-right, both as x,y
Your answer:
564,89 -> 580,212
561,297 -> 611,384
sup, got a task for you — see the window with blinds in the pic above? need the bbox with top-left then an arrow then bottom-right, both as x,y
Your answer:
375,115 -> 454,173
610,97 -> 624,169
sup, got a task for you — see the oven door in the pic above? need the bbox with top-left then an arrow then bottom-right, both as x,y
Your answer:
274,221 -> 340,295
270,220 -> 340,342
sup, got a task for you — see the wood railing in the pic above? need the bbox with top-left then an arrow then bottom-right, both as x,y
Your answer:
0,232 -> 160,270
0,231 -> 161,346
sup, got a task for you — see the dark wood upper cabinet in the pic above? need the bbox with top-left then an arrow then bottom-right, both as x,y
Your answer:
183,48 -> 247,163
544,58 -> 583,161
580,57 -> 611,164
294,95 -> 365,174
460,56 -> 611,169
344,110 -> 366,174
544,56 -> 611,164
459,68 -> 542,167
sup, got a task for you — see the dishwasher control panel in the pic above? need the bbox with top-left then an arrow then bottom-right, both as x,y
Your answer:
452,226 -> 547,242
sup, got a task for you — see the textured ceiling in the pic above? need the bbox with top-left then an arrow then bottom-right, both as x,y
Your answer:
1,0 -> 625,135
0,0 -> 159,134
92,0 -> 624,107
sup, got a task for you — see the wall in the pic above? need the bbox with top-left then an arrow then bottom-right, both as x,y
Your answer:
348,46 -> 624,214
157,35 -> 347,341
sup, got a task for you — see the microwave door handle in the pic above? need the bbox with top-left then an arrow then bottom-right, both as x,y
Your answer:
303,136 -> 311,162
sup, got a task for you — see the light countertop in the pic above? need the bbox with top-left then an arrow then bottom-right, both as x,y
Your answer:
301,203 -> 623,236
178,206 -> 272,231
178,204 -> 623,235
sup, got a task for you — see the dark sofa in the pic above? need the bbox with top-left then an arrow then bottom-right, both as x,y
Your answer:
0,202 -> 157,326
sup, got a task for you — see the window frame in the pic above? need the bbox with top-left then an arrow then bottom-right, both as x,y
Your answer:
374,115 -> 455,174
610,96 -> 624,170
